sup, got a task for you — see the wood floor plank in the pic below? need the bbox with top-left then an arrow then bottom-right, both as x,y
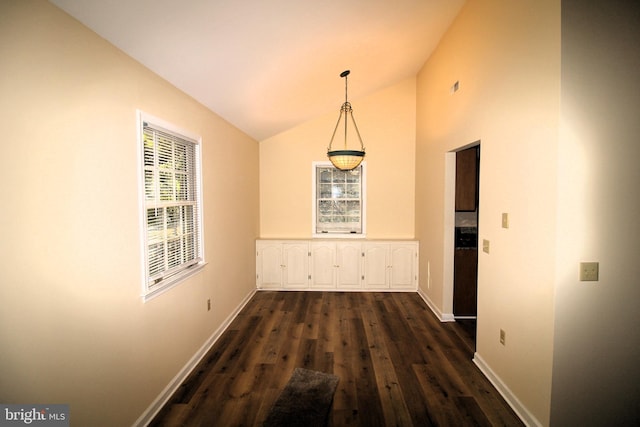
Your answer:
413,363 -> 472,426
455,395 -> 493,427
215,363 -> 275,427
301,291 -> 323,340
172,329 -> 239,405
257,303 -> 290,364
151,292 -> 524,427
360,294 -> 415,426
349,314 -> 385,427
314,293 -> 334,364
269,321 -> 304,390
372,294 -> 436,426
331,298 -> 358,414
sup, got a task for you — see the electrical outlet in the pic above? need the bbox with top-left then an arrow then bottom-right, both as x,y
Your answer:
580,262 -> 599,281
500,329 -> 506,345
207,299 -> 211,311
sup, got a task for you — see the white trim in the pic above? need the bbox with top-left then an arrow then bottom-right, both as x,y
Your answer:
141,262 -> 207,303
417,287 -> 455,322
137,110 -> 201,143
473,353 -> 540,427
136,111 -> 148,293
133,288 -> 257,427
312,233 -> 367,239
417,286 -> 534,426
136,110 -> 206,301
311,161 -> 367,239
257,288 -> 415,293
443,152 -> 457,315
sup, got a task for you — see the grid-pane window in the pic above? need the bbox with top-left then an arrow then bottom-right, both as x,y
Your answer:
140,116 -> 203,297
314,163 -> 365,235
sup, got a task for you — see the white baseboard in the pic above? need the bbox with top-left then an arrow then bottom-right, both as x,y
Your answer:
473,353 -> 541,427
133,288 -> 257,427
416,291 -> 536,426
416,287 -> 455,322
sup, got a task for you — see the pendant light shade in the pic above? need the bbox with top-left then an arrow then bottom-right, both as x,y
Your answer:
327,70 -> 366,171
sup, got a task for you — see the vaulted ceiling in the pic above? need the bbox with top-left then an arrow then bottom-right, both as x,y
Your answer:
50,0 -> 465,140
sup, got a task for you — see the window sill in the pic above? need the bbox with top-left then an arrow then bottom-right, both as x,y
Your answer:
142,262 -> 207,303
312,233 -> 366,239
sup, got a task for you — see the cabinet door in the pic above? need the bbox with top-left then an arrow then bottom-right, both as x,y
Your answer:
455,146 -> 479,211
310,242 -> 335,289
282,243 -> 309,288
257,242 -> 283,289
389,244 -> 416,289
337,242 -> 362,288
363,243 -> 389,288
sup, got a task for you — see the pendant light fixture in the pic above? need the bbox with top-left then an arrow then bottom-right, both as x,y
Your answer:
327,70 -> 366,171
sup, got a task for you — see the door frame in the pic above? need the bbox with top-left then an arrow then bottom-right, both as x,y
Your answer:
444,141 -> 481,320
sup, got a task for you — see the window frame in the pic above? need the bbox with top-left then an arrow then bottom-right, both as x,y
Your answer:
311,161 -> 367,239
137,111 -> 205,301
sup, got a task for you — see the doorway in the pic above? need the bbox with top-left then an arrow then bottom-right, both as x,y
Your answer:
453,144 -> 480,327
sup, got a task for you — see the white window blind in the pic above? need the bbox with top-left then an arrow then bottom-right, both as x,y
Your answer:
140,116 -> 203,297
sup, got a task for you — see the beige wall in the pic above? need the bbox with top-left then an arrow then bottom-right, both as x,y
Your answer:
0,1 -> 259,426
260,78 -> 416,239
5,1 -> 637,426
551,0 -> 640,424
416,0 -> 560,424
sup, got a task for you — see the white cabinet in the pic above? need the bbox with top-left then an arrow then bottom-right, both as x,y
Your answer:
389,244 -> 418,289
336,243 -> 362,288
363,242 -> 418,290
309,242 -> 334,289
256,240 -> 417,291
257,241 -> 282,288
310,241 -> 362,289
256,241 -> 309,289
362,244 -> 388,289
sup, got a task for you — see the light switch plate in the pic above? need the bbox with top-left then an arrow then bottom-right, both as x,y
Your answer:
580,262 -> 599,281
482,239 -> 490,254
502,213 -> 509,229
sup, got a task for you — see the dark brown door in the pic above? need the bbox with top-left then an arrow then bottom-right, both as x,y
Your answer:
453,145 -> 480,317
453,248 -> 478,316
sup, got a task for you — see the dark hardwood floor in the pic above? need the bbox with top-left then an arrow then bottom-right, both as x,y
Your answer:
150,291 -> 523,426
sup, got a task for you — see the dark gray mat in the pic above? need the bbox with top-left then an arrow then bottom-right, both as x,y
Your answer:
262,368 -> 340,427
